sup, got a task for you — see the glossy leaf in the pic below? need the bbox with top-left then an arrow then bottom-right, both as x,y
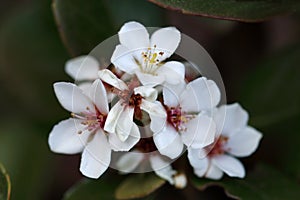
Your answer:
148,0 -> 300,22
53,0 -> 165,56
115,173 -> 166,200
52,0 -> 115,56
0,164 -> 11,200
192,163 -> 300,199
63,177 -> 119,200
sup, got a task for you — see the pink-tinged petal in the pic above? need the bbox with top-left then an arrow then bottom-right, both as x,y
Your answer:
156,61 -> 185,85
187,148 -> 209,171
214,103 -> 249,137
212,154 -> 245,178
48,118 -> 90,154
162,83 -> 186,107
134,86 -> 158,102
111,44 -> 139,74
204,162 -> 224,180
116,151 -> 144,173
89,79 -> 109,114
226,126 -> 262,157
135,70 -> 165,87
116,107 -> 135,142
65,55 -> 99,81
119,21 -> 149,50
181,114 -> 216,149
109,123 -> 140,151
180,77 -> 221,113
104,101 -> 124,133
53,82 -> 95,114
153,124 -> 183,159
98,69 -> 128,91
80,130 -> 111,179
150,27 -> 181,59
150,155 -> 176,184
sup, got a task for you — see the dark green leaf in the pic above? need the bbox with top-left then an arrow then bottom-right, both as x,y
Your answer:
115,173 -> 166,200
148,0 -> 300,22
0,164 -> 11,200
53,0 -> 165,56
240,45 -> 300,128
192,163 -> 300,199
63,177 -> 119,200
52,0 -> 115,56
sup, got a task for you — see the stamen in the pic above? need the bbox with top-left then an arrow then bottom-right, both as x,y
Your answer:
207,136 -> 229,157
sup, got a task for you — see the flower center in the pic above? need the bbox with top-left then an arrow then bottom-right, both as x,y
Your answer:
71,106 -> 107,134
140,44 -> 165,75
166,106 -> 196,131
207,136 -> 229,157
134,137 -> 157,153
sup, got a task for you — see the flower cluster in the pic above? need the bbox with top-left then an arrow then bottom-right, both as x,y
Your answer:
48,21 -> 262,187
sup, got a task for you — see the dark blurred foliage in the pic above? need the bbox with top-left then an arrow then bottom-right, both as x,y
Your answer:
0,0 -> 299,199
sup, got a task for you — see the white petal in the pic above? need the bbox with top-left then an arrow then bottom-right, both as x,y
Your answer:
187,148 -> 209,171
53,82 -> 95,113
162,83 -> 186,107
204,163 -> 224,180
153,124 -> 183,159
116,151 -> 144,173
111,44 -> 139,74
181,114 -> 216,149
80,130 -> 111,179
119,21 -> 149,50
212,155 -> 245,178
135,70 -> 165,87
180,77 -> 221,113
65,55 -> 99,81
150,155 -> 176,184
104,101 -> 124,133
115,107 -> 134,142
78,82 -> 93,96
214,103 -> 249,137
226,126 -> 262,157
156,61 -> 185,85
109,123 -> 140,151
140,100 -> 167,118
48,118 -> 90,154
148,102 -> 167,134
98,69 -> 128,91
150,27 -> 181,59
89,79 -> 109,114
134,86 -> 158,102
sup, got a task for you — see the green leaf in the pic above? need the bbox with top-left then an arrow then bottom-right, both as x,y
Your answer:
0,0 -> 69,124
63,177 -> 119,200
53,0 -> 165,56
192,163 -> 300,199
148,0 -> 300,22
52,0 -> 115,56
115,173 -> 166,200
240,45 -> 300,128
239,44 -> 300,180
0,164 -> 11,200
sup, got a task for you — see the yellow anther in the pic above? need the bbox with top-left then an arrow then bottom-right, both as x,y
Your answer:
150,53 -> 158,64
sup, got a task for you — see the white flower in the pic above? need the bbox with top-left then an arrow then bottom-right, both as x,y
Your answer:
48,79 -> 113,179
188,103 -> 262,180
116,137 -> 177,185
98,69 -> 167,149
111,21 -> 184,87
65,55 -> 99,82
152,77 -> 220,159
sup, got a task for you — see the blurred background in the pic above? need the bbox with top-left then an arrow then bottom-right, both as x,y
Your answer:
0,0 -> 299,199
